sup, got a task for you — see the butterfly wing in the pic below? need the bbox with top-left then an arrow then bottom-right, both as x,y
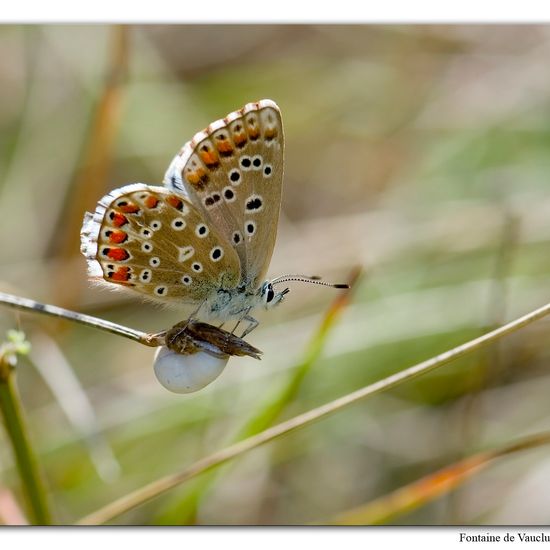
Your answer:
164,99 -> 284,291
80,183 -> 241,305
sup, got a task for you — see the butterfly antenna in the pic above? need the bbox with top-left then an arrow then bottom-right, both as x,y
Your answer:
271,275 -> 349,289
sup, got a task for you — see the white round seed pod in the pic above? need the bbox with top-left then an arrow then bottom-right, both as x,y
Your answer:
153,346 -> 229,394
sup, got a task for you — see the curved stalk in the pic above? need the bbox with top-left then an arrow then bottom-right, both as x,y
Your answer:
76,300 -> 550,525
0,350 -> 53,525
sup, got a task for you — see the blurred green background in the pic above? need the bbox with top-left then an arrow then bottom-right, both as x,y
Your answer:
1,24 -> 550,525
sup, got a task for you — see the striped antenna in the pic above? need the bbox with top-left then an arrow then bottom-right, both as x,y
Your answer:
270,275 -> 349,289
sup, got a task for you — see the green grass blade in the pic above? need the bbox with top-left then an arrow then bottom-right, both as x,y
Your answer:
0,333 -> 53,525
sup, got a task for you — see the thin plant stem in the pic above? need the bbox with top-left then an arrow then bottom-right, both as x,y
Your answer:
328,430 -> 550,525
450,210 -> 519,523
0,292 -> 156,346
76,300 -> 550,525
0,352 -> 53,525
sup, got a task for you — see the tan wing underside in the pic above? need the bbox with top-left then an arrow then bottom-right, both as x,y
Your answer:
81,184 -> 241,305
168,101 -> 284,290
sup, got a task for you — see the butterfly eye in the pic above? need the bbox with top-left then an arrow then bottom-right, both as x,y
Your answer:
262,282 -> 275,305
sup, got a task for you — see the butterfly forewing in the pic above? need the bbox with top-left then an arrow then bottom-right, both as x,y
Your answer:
80,183 -> 241,304
164,100 -> 284,290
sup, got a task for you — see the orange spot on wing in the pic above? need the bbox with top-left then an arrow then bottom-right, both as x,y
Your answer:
233,133 -> 247,147
199,149 -> 220,167
247,127 -> 260,140
119,203 -> 140,214
167,195 -> 184,210
108,230 -> 127,244
186,168 -> 209,189
109,266 -> 131,282
111,212 -> 128,227
264,127 -> 278,140
216,140 -> 234,155
144,195 -> 159,209
106,248 -> 129,261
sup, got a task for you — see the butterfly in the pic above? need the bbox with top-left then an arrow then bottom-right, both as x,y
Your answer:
80,99 -> 347,339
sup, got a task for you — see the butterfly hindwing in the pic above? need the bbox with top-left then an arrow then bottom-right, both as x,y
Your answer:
164,99 -> 284,290
80,183 -> 241,305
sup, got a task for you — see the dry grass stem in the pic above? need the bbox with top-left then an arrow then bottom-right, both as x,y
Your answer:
77,300 -> 550,524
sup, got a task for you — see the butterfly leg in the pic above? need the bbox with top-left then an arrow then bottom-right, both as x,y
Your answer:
231,317 -> 243,335
230,306 -> 257,337
187,299 -> 206,322
239,315 -> 259,339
